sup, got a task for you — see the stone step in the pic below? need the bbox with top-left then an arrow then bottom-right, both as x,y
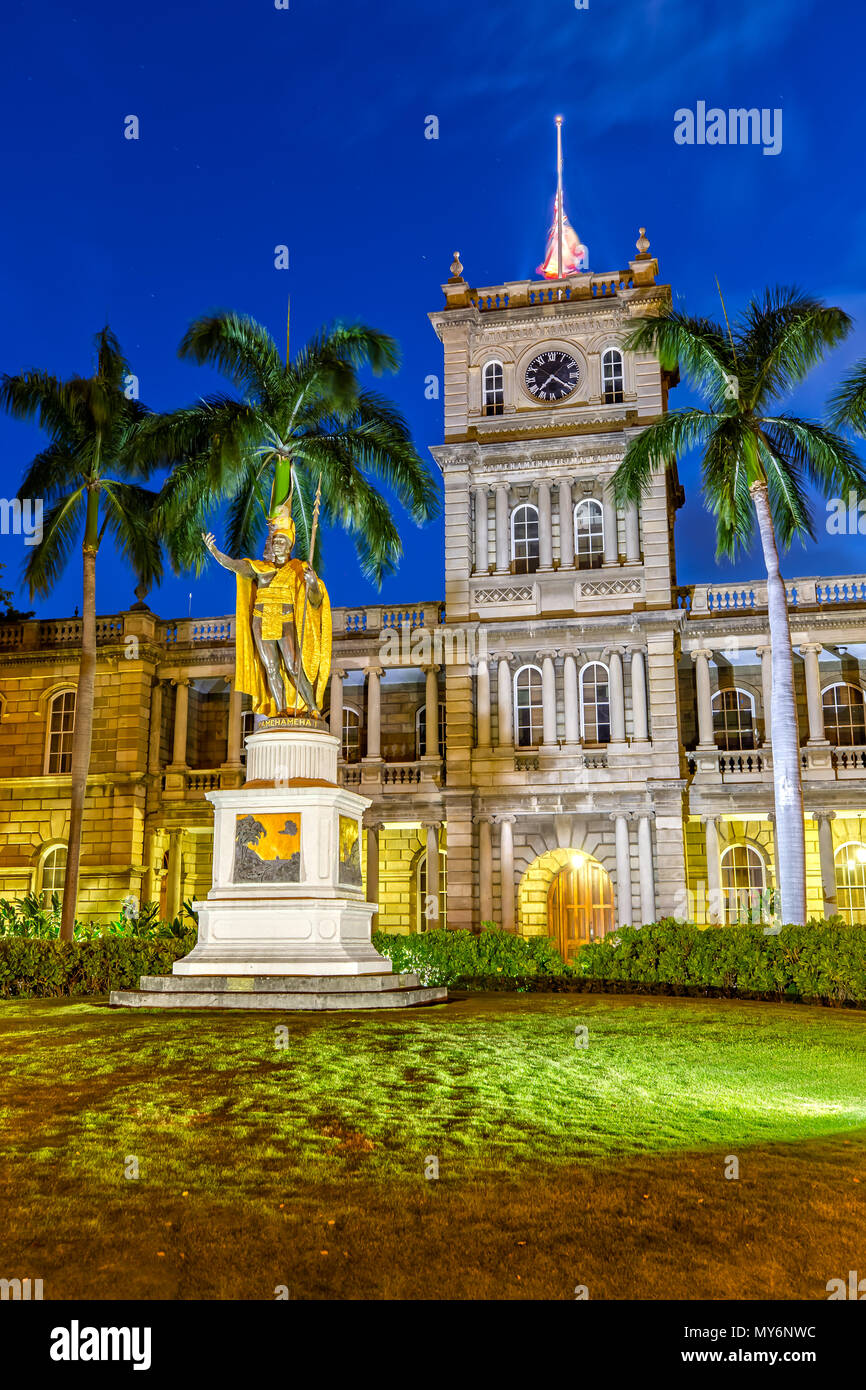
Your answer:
137,971 -> 422,994
110,983 -> 448,1011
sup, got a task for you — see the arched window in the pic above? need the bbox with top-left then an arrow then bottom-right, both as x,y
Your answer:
482,360 -> 504,416
835,842 -> 866,924
511,503 -> 539,574
45,689 -> 75,773
341,706 -> 362,763
514,665 -> 543,747
720,844 -> 766,924
822,683 -> 866,746
601,348 -> 624,404
415,702 -> 447,759
712,688 -> 756,751
39,843 -> 67,908
579,662 -> 611,744
574,498 -> 604,569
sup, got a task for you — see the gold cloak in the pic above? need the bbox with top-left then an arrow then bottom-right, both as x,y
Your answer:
234,558 -> 332,716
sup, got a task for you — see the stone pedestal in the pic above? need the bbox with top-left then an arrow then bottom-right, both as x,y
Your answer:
111,717 -> 447,1010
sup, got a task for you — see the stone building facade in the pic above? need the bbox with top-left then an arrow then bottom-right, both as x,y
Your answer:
2,235 -> 866,946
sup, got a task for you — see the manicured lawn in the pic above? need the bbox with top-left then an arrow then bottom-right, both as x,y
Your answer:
1,992 -> 864,1299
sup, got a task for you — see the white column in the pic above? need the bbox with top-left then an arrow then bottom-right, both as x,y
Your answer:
424,665 -> 440,759
476,658 -> 491,748
602,484 -> 619,565
225,680 -> 243,766
329,668 -> 344,742
558,480 -> 574,568
541,654 -> 557,746
624,501 -> 640,563
800,644 -> 826,743
609,649 -> 626,744
424,821 -> 441,927
704,814 -> 722,924
171,678 -> 189,768
496,656 -> 513,749
474,487 -> 489,574
366,820 -> 380,927
563,653 -> 579,742
757,645 -> 773,745
499,816 -> 515,932
813,810 -> 837,917
613,814 -> 633,927
536,479 -> 553,569
692,648 -> 714,748
630,649 -> 649,743
638,814 -> 655,925
495,484 -> 510,572
477,817 -> 493,923
365,666 -> 382,760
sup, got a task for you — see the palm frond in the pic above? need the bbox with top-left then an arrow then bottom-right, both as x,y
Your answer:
759,416 -> 866,497
178,314 -> 284,405
623,312 -> 734,407
738,287 -> 852,410
98,481 -> 164,588
827,358 -> 866,437
21,490 -> 85,598
0,370 -> 76,439
701,419 -> 757,557
613,409 -> 722,507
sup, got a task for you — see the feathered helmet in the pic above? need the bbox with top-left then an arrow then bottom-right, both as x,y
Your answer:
268,502 -> 296,548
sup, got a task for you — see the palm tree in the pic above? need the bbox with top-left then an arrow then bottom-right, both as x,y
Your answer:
613,287 -> 865,926
148,313 -> 439,581
1,328 -> 165,939
828,359 -> 866,437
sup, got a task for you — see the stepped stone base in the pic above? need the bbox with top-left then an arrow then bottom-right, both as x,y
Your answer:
109,722 -> 448,1013
109,971 -> 447,1011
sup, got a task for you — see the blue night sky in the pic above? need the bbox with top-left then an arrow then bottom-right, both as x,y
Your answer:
1,0 -> 864,620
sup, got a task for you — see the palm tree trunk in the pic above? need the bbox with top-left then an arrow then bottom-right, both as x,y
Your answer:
750,480 -> 807,925
60,490 -> 99,940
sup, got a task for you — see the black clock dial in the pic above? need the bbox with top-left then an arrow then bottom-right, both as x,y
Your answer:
524,350 -> 580,402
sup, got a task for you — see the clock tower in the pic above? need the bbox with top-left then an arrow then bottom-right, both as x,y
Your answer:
427,226 -> 688,937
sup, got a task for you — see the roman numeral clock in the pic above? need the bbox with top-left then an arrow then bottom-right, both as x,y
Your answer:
524,349 -> 579,402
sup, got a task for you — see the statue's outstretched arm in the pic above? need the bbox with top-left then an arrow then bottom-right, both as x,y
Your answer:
202,532 -> 257,580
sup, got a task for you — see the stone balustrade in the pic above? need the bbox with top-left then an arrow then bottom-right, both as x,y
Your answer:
677,573 -> 866,614
467,271 -> 638,313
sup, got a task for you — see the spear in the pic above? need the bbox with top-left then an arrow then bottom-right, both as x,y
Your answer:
291,472 -> 323,717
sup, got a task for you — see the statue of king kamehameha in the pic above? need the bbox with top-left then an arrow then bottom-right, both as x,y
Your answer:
202,503 -> 332,717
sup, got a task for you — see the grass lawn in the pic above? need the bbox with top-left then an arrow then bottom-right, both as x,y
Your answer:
1,991 -> 865,1300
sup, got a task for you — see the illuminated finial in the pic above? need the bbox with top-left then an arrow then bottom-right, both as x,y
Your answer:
636,227 -> 650,256
449,250 -> 464,280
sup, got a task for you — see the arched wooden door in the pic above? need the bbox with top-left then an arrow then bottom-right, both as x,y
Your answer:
548,857 -> 615,961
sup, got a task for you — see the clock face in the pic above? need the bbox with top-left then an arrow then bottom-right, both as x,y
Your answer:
525,350 -> 580,402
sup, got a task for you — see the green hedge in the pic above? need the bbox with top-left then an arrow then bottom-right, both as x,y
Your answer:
371,926 -> 569,986
573,918 -> 866,1002
5,920 -> 865,1005
376,920 -> 866,1003
0,932 -> 197,998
